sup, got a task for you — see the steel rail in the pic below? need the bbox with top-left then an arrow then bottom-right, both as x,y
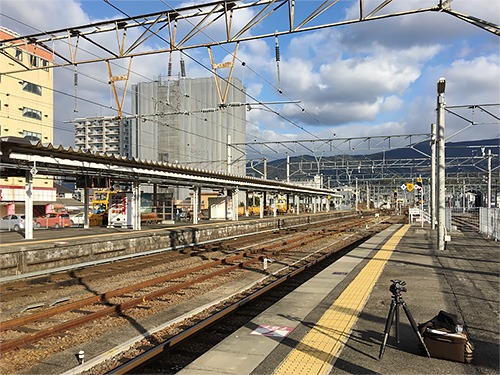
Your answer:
0,218 -> 361,331
106,232 -> 376,374
0,218 -> 370,352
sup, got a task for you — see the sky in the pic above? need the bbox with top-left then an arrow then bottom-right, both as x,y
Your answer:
1,0 -> 499,157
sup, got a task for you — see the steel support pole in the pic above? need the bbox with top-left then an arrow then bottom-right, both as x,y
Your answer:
245,190 -> 249,216
431,123 -> 437,230
366,182 -> 370,210
488,150 -> 492,208
84,188 -> 90,229
227,133 -> 232,174
132,181 -> 141,230
355,178 -> 358,212
192,187 -> 199,224
233,189 -> 239,221
437,78 -> 446,250
24,170 -> 34,240
286,154 -> 290,183
260,192 -> 264,219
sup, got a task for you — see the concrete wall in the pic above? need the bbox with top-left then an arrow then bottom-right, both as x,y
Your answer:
0,212 -> 349,278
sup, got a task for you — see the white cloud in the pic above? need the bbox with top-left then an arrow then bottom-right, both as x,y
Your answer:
445,55 -> 500,105
380,95 -> 403,112
2,0 -> 498,148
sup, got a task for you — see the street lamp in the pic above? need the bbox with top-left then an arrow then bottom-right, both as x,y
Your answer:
436,77 -> 446,250
437,78 -> 446,95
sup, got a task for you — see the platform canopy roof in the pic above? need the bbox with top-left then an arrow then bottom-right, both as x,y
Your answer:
1,137 -> 338,197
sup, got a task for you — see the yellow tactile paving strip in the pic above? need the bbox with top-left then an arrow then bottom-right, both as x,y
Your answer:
274,224 -> 411,375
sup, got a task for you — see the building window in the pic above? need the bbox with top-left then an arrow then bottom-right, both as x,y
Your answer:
22,107 -> 42,120
15,48 -> 23,61
29,55 -> 38,67
42,59 -> 49,71
23,130 -> 42,142
22,81 -> 42,95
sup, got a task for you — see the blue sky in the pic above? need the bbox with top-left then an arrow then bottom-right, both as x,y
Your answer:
1,0 -> 499,151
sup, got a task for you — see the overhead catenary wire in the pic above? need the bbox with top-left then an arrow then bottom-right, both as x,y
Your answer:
1,8 -> 295,150
158,0 -> 337,138
104,0 -> 323,141
3,6 -> 328,169
0,10 -> 269,149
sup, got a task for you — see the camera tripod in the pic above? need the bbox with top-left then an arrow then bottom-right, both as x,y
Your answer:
378,280 -> 431,360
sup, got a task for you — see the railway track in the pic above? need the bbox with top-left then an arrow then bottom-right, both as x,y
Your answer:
0,213 -> 358,302
0,213 -> 398,374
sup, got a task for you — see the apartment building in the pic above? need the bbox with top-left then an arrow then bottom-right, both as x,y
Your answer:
74,117 -> 132,156
0,26 -> 55,216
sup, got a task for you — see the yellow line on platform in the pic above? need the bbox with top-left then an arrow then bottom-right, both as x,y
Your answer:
273,224 -> 411,375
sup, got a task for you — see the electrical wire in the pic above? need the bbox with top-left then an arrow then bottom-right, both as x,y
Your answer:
103,0 -> 322,141
158,0 -> 337,138
2,7 -> 314,170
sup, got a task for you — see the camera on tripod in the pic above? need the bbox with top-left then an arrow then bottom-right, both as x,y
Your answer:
379,280 -> 431,360
389,279 -> 407,295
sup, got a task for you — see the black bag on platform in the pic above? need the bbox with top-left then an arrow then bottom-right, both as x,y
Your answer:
418,310 -> 474,363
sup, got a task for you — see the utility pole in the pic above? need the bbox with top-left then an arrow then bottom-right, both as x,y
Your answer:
431,123 -> 437,230
487,149 -> 492,208
355,177 -> 358,212
286,154 -> 290,183
227,133 -> 232,174
437,78 -> 446,250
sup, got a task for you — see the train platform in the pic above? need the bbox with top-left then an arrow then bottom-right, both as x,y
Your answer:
177,225 -> 499,375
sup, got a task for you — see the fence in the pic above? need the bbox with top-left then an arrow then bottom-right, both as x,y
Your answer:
479,208 -> 500,241
447,207 -> 479,232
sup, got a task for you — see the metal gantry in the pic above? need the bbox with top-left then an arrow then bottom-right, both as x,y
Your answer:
1,0 -> 498,74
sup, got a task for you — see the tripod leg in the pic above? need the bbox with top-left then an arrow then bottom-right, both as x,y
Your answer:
379,300 -> 396,360
401,301 -> 431,358
395,301 -> 400,343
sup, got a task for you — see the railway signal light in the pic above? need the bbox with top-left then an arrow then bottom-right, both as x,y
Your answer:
394,190 -> 397,198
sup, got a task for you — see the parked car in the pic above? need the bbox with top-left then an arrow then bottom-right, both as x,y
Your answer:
70,212 -> 85,226
35,212 -> 71,229
0,214 -> 31,231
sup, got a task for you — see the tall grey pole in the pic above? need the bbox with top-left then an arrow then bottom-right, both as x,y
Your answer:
24,170 -> 34,240
366,182 -> 370,210
227,133 -> 232,174
431,123 -> 437,230
355,177 -> 358,212
487,149 -> 492,208
286,154 -> 290,183
437,78 -> 446,250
